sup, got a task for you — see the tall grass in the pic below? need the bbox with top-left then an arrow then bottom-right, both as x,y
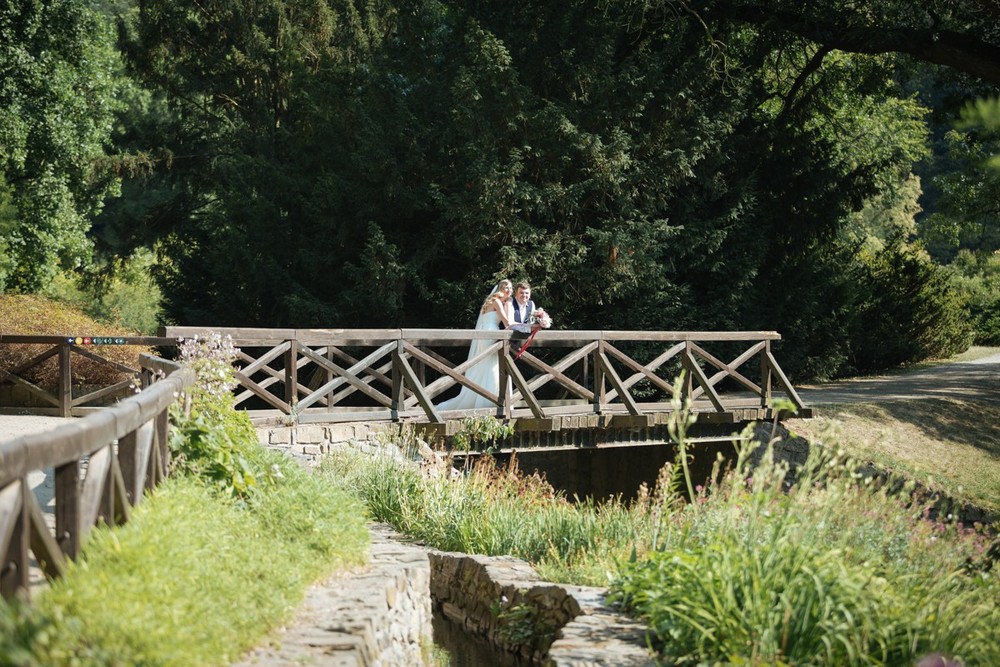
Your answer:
323,396 -> 999,665
319,451 -> 651,585
611,424 -> 1000,666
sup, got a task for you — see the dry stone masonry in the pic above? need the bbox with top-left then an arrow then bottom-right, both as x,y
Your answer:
233,525 -> 434,667
233,520 -> 657,666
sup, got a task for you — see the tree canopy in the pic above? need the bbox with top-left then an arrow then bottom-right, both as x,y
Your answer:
0,0 -> 124,292
3,0 -> 998,378
630,0 -> 1000,85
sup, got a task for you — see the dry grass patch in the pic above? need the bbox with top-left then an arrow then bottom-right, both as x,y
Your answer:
787,397 -> 1000,513
0,294 -> 150,389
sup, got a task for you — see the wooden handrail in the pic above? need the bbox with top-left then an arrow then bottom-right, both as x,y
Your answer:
0,357 -> 194,599
154,327 -> 803,425
2,327 -> 804,429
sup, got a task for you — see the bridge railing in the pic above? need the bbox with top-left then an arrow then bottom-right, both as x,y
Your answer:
0,352 -> 194,599
161,327 -> 806,424
0,334 -> 186,417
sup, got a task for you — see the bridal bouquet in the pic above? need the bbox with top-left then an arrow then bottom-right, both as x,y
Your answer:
529,309 -> 552,329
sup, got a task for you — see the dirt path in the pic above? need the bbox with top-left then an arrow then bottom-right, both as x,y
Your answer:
795,351 -> 1000,407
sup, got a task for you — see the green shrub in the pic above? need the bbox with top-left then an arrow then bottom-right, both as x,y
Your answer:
168,332 -> 279,499
948,249 -> 1000,345
846,243 -> 972,372
44,250 -> 163,335
451,415 -> 515,452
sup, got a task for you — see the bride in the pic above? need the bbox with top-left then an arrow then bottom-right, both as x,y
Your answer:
437,279 -> 514,410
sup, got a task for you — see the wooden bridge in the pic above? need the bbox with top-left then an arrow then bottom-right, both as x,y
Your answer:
161,326 -> 810,427
0,326 -> 808,599
1,328 -> 807,426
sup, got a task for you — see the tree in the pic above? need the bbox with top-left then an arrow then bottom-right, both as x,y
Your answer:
109,0 -> 967,378
0,0 -> 124,292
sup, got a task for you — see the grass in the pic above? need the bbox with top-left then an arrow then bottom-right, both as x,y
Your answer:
786,398 -> 1000,514
2,454 -> 369,667
786,345 -> 1000,514
319,451 -> 648,586
611,438 -> 1000,666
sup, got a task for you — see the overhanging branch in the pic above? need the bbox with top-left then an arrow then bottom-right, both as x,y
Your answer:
708,2 -> 1000,86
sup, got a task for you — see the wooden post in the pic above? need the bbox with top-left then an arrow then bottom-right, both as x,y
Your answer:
499,339 -> 511,419
54,460 -> 80,559
284,339 -> 298,412
0,482 -> 29,598
391,341 -> 404,420
325,346 -> 335,412
154,410 -> 170,482
683,340 -> 694,401
58,343 -> 72,417
761,339 -> 772,407
593,340 -> 605,414
118,429 -> 139,505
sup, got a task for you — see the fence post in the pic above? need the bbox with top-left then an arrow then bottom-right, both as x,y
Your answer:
325,346 -> 335,413
683,340 -> 694,401
284,337 -> 298,411
54,460 -> 81,559
391,339 -> 404,421
58,342 -> 72,417
761,339 -> 773,407
592,338 -> 605,415
499,338 -> 511,419
0,483 -> 29,598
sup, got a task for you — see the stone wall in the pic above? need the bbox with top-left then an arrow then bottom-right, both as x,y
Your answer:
429,550 -> 656,667
233,525 -> 434,667
257,422 -> 396,465
234,520 -> 657,667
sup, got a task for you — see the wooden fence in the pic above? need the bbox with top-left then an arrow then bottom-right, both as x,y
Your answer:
163,327 -> 808,424
0,327 -> 807,598
0,352 -> 194,599
0,335 -> 184,417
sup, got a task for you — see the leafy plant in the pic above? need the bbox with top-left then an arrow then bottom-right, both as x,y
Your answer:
451,415 -> 515,452
611,406 -> 999,666
169,331 -> 278,498
492,600 -> 556,647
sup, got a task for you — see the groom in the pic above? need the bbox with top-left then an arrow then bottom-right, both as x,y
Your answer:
508,281 -> 536,338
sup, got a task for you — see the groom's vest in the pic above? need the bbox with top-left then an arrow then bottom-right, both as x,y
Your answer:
513,299 -> 535,324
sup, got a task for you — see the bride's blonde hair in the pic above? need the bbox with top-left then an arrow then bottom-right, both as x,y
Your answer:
481,279 -> 513,313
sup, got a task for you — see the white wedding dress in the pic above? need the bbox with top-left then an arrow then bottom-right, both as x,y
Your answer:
438,300 -> 510,410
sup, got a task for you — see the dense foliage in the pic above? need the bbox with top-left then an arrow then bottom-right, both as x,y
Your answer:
611,436 -> 999,665
0,0 -> 124,292
2,0 -> 1000,378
